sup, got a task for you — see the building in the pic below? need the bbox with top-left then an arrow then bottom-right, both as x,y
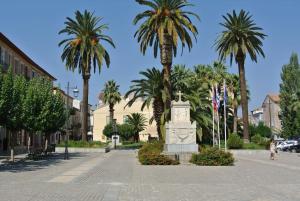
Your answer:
249,107 -> 264,126
0,33 -> 55,81
0,32 -> 56,152
262,94 -> 281,133
93,97 -> 157,142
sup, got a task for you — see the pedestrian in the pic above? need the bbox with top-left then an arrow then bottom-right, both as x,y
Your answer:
270,139 -> 276,160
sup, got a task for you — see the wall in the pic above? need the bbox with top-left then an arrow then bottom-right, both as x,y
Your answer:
93,98 -> 157,142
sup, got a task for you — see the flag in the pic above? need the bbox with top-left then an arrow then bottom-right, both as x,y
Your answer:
214,85 -> 220,112
223,81 -> 228,105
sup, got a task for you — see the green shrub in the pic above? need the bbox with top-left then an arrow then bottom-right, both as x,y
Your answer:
190,147 -> 234,166
251,134 -> 263,144
57,140 -> 106,148
118,142 -> 145,149
122,141 -> 135,145
243,142 -> 265,150
138,142 -> 179,165
227,133 -> 243,149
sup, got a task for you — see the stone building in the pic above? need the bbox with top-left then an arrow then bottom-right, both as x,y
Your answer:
249,107 -> 264,126
0,32 -> 56,152
262,94 -> 281,133
93,96 -> 157,142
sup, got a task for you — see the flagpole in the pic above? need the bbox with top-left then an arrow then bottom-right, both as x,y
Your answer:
223,79 -> 227,151
212,108 -> 215,147
217,110 -> 220,149
212,88 -> 215,147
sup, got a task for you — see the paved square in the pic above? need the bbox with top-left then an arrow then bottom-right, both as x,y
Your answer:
0,150 -> 299,201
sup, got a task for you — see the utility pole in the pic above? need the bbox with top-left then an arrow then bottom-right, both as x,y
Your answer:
64,82 -> 70,160
269,97 -> 272,129
64,82 -> 79,160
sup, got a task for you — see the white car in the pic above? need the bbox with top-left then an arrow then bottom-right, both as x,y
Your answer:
276,140 -> 298,151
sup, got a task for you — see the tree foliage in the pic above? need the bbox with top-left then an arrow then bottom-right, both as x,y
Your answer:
215,9 -> 266,142
126,113 -> 147,142
279,53 -> 300,138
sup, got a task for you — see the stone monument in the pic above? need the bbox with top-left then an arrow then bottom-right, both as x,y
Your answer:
164,91 -> 198,154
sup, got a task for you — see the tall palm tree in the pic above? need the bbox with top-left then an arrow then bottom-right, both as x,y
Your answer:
126,113 -> 147,142
59,10 -> 115,141
215,10 -> 266,142
103,80 -> 121,124
133,0 -> 199,117
125,68 -> 164,140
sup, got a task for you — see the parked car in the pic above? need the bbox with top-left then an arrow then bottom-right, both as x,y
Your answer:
276,140 -> 298,151
288,141 -> 300,153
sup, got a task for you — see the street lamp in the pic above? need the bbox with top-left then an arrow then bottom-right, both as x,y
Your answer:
112,119 -> 117,149
64,82 -> 79,160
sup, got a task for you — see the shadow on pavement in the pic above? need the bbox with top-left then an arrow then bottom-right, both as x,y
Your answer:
0,153 -> 87,173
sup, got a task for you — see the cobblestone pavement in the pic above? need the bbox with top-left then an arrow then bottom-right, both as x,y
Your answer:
0,150 -> 300,201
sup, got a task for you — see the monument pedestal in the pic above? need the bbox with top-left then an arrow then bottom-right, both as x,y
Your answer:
164,144 -> 198,153
164,92 -> 198,163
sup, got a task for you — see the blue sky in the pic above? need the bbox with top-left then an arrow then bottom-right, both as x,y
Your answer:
1,0 -> 300,110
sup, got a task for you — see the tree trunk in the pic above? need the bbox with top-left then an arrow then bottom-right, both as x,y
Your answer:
109,104 -> 114,124
233,106 -> 238,134
82,74 -> 90,142
44,133 -> 50,154
9,130 -> 14,162
153,99 -> 164,140
160,32 -> 173,122
135,132 -> 139,143
236,52 -> 250,143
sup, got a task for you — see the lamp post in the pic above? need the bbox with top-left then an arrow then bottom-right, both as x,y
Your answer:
112,119 -> 117,149
64,82 -> 79,160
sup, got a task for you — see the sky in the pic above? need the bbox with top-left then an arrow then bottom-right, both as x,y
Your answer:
1,0 -> 300,111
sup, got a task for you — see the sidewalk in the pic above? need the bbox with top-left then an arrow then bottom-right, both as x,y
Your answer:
0,153 -> 28,164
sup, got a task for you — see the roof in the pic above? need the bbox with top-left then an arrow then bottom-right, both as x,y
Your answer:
0,32 -> 56,80
268,94 -> 280,103
262,93 -> 280,107
53,87 -> 74,100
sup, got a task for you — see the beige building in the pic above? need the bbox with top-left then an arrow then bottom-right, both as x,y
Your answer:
0,32 -> 56,152
262,94 -> 282,133
93,97 -> 157,142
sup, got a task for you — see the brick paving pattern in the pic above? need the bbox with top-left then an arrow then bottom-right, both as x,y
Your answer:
0,150 -> 300,201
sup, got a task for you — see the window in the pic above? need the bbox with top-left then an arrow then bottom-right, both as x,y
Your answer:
5,51 -> 10,66
32,70 -> 36,78
123,115 -> 129,123
106,116 -> 110,124
0,46 -> 3,64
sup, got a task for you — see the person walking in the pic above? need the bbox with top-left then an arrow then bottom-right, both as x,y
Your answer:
270,140 -> 276,160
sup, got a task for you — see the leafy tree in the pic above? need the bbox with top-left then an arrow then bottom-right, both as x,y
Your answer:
125,68 -> 164,140
249,122 -> 272,138
102,80 -> 121,124
279,53 -> 300,138
23,78 -> 44,134
39,89 -> 67,151
118,124 -> 134,141
133,0 -> 199,119
59,10 -> 115,141
0,69 -> 27,161
126,113 -> 147,142
215,10 -> 266,142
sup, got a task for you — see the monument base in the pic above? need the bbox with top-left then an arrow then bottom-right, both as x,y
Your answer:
164,144 -> 198,153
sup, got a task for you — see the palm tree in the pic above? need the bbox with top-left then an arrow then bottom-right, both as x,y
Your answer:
59,10 -> 115,141
126,113 -> 147,142
133,0 -> 199,117
227,74 -> 241,134
103,80 -> 121,124
215,10 -> 266,142
125,68 -> 164,140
